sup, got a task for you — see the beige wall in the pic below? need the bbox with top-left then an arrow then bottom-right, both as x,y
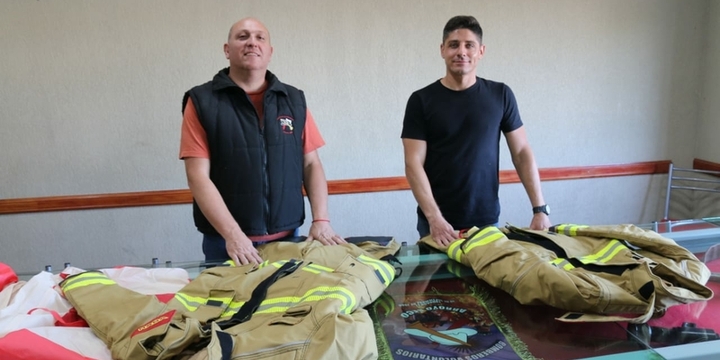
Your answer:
0,0 -> 712,273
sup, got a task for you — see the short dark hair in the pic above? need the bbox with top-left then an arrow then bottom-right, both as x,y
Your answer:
442,15 -> 483,44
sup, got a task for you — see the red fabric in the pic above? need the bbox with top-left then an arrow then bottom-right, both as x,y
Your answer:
655,221 -> 719,233
155,293 -> 175,304
56,308 -> 88,327
0,329 -> 95,360
28,308 -> 89,328
0,263 -> 18,291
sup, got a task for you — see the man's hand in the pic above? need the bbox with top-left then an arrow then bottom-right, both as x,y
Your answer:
429,216 -> 459,247
530,213 -> 551,231
225,234 -> 263,265
307,221 -> 346,245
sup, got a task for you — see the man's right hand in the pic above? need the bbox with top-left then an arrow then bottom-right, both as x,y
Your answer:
225,235 -> 263,266
429,216 -> 459,247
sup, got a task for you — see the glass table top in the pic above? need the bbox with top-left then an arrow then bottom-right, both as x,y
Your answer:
368,245 -> 668,360
13,221 -> 720,360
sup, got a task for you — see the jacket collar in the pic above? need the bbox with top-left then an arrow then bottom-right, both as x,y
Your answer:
211,68 -> 287,96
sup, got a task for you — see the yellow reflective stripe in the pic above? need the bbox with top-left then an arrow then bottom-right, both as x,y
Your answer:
62,278 -> 116,292
223,260 -> 236,267
358,255 -> 395,286
377,294 -> 394,316
550,258 -> 575,271
61,272 -> 109,288
554,224 -> 588,236
255,286 -> 356,315
448,239 -> 466,262
174,293 -> 203,311
302,263 -> 333,274
260,292 -> 354,315
174,296 -> 192,311
464,227 -> 504,253
219,287 -> 356,318
61,273 -> 116,292
174,293 -> 237,313
254,260 -> 286,270
308,263 -> 333,272
219,300 -> 247,318
358,255 -> 390,286
579,240 -> 627,264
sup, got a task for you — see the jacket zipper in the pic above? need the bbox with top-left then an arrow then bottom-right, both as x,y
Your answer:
504,224 -> 544,295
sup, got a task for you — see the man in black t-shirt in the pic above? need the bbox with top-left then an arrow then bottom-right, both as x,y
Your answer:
401,15 -> 551,246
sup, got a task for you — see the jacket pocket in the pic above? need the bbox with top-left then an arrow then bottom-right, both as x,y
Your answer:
334,255 -> 387,308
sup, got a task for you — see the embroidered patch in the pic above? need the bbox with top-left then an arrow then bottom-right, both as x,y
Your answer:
131,309 -> 176,337
277,116 -> 294,134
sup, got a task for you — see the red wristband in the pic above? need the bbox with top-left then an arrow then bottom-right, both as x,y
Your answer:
312,219 -> 330,223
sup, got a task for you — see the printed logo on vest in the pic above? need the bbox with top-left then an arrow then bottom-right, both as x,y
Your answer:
131,309 -> 176,337
277,116 -> 294,134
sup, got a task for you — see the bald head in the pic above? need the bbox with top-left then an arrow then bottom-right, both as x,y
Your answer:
224,17 -> 274,73
228,17 -> 271,43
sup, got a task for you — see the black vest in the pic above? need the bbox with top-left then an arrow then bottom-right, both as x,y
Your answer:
183,69 -> 306,236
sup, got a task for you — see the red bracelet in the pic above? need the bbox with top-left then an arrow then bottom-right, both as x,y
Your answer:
312,219 -> 330,223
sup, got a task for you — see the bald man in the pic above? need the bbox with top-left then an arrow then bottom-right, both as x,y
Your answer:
180,18 -> 344,266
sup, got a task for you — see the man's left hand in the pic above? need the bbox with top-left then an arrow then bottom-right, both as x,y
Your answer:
307,221 -> 346,245
530,213 -> 551,230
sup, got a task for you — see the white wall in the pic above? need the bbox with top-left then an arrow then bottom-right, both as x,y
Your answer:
0,0 -> 711,273
697,0 -> 720,161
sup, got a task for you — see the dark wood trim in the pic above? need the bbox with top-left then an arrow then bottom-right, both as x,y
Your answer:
693,158 -> 720,173
0,160 -> 671,215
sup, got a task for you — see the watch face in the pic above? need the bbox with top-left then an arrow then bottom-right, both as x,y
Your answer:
534,205 -> 550,215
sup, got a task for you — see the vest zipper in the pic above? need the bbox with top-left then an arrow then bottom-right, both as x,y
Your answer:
260,123 -> 270,235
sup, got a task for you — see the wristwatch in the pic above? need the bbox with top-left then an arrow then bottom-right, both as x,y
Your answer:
533,204 -> 550,216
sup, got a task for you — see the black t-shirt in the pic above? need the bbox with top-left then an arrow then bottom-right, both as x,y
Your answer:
401,78 -> 523,229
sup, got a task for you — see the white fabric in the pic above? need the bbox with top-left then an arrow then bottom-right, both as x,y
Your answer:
0,266 -> 191,359
0,280 -> 26,310
0,271 -> 69,337
29,327 -> 112,359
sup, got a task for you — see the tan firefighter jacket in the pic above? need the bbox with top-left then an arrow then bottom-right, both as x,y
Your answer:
60,239 -> 400,360
419,224 -> 713,323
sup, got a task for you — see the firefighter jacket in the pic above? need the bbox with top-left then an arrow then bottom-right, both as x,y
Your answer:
60,239 -> 400,360
419,224 -> 713,323
183,68 -> 307,236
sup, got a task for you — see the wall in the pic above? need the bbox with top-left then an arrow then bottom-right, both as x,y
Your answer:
697,0 -> 720,162
0,0 -> 710,273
